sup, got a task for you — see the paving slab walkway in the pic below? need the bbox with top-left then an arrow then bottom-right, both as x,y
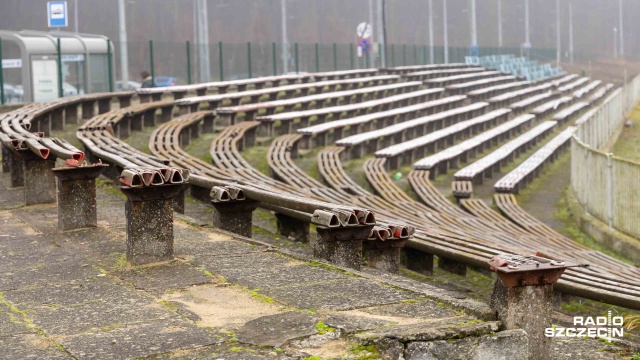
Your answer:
0,171 -> 634,359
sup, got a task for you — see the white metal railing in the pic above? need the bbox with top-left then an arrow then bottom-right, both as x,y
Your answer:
571,73 -> 640,237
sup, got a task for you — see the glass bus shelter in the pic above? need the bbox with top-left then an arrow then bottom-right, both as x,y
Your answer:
0,29 -> 114,103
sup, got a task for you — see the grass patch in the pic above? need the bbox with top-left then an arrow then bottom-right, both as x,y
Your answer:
240,145 -> 270,177
249,289 -> 276,304
350,344 -> 380,360
184,132 -> 217,164
123,126 -> 156,154
294,146 -> 324,182
611,101 -> 640,162
556,191 -> 634,264
315,321 -> 336,335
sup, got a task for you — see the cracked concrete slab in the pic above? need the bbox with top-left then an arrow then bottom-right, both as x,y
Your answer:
261,278 -> 422,310
191,252 -> 352,290
115,261 -> 213,296
236,311 -> 318,348
26,294 -> 177,336
60,319 -> 219,359
0,334 -> 72,359
0,308 -> 36,337
163,284 -> 282,330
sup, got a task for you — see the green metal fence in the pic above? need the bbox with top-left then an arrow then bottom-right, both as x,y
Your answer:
107,41 -> 557,86
0,39 -> 557,103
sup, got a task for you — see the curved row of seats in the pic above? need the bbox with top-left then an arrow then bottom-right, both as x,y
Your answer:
5,67 -> 639,309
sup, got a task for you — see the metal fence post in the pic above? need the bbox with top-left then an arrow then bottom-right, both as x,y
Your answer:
350,43 -> 354,70
186,41 -> 192,84
272,42 -> 277,76
0,37 -> 5,105
333,43 -> 337,71
315,43 -> 319,72
107,39 -> 114,92
247,42 -> 252,78
391,44 -> 395,67
294,42 -> 299,74
423,45 -> 427,64
403,44 -> 406,65
149,40 -> 155,87
218,41 -> 224,81
57,37 -> 64,98
413,44 -> 417,65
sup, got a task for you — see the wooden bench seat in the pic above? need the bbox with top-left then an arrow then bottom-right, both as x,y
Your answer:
381,63 -> 475,75
488,82 -> 554,109
296,93 -> 461,149
404,67 -> 485,81
558,77 -> 590,93
375,108 -> 512,170
424,71 -> 502,88
214,81 -> 422,124
530,96 -> 573,118
467,81 -> 529,101
587,83 -> 615,104
551,74 -> 579,88
451,180 -> 473,199
551,102 -> 590,125
445,75 -> 517,95
336,102 -> 489,159
412,113 -> 537,177
509,91 -> 556,114
453,121 -> 557,184
175,75 -> 399,114
137,69 -> 380,102
258,87 -> 445,139
494,126 -> 576,193
573,80 -> 602,99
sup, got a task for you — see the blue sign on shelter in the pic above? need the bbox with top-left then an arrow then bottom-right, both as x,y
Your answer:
48,1 -> 68,28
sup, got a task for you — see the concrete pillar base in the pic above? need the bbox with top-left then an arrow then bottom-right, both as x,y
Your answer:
491,279 -> 553,360
314,225 -> 373,270
275,213 -> 310,243
439,256 -> 467,276
211,200 -> 259,238
9,151 -> 24,187
52,165 -> 107,231
121,183 -> 189,265
363,239 -> 405,273
404,247 -> 434,275
16,150 -> 57,206
1,146 -> 9,173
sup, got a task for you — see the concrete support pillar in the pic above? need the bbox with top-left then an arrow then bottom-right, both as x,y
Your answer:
173,188 -> 186,214
313,225 -> 373,270
121,183 -> 188,265
82,101 -> 96,120
52,165 -> 108,230
275,213 -> 310,243
363,239 -> 405,273
98,98 -> 112,114
403,247 -> 434,275
65,105 -> 79,125
20,152 -> 57,206
211,200 -> 259,238
2,146 -> 11,173
439,256 -> 467,276
489,255 -> 570,360
9,151 -> 24,187
51,108 -> 65,130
